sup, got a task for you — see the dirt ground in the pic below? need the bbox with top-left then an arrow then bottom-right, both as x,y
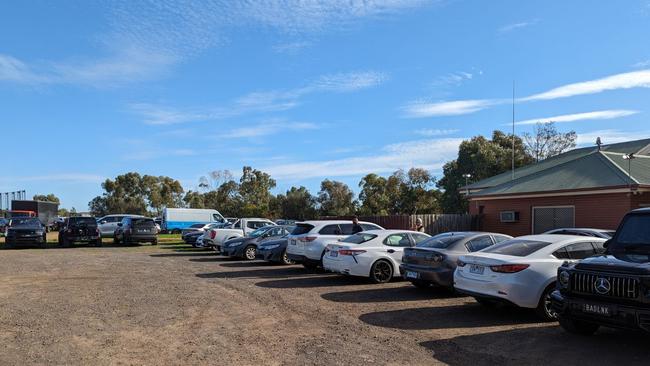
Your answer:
0,239 -> 648,365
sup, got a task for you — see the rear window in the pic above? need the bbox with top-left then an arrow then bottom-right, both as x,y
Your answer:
482,239 -> 552,257
132,218 -> 155,228
292,224 -> 315,235
615,215 -> 650,245
417,234 -> 466,249
69,217 -> 97,226
341,233 -> 377,244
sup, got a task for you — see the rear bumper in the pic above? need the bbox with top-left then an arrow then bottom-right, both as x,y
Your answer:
127,234 -> 157,242
454,270 -> 538,308
400,263 -> 454,288
287,253 -> 322,266
63,235 -> 100,242
323,256 -> 369,277
552,291 -> 650,332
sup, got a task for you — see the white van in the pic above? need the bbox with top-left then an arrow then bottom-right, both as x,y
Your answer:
162,208 -> 225,234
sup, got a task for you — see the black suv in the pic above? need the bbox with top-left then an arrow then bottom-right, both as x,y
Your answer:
552,208 -> 650,335
4,217 -> 47,248
58,216 -> 102,247
113,217 -> 158,245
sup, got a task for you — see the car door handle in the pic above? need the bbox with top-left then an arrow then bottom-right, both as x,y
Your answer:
387,249 -> 396,254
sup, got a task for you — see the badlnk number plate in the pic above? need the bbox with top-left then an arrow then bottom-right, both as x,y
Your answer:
330,251 -> 338,257
405,271 -> 419,279
582,303 -> 611,317
290,239 -> 297,246
469,264 -> 485,275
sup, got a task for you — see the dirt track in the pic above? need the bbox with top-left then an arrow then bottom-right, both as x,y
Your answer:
0,242 -> 648,365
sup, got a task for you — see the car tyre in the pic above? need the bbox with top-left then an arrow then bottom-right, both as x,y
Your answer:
302,262 -> 318,270
535,286 -> 558,321
558,316 -> 599,335
410,280 -> 431,289
281,250 -> 294,265
243,245 -> 257,261
369,260 -> 393,284
113,236 -> 120,245
4,240 -> 13,249
94,238 -> 103,247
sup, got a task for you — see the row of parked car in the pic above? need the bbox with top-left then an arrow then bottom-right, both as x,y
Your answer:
184,209 -> 650,336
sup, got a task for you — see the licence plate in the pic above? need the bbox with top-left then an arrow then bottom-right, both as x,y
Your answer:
137,229 -> 149,233
290,239 -> 297,246
330,251 -> 338,257
469,264 -> 485,275
582,303 -> 611,317
405,271 -> 419,279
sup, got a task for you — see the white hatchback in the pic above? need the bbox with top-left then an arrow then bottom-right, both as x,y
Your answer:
323,230 -> 431,283
286,221 -> 384,269
454,234 -> 607,320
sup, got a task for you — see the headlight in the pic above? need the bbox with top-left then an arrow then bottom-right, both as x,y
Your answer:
263,244 -> 280,250
559,270 -> 570,288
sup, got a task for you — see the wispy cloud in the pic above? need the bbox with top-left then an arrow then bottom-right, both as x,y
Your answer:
577,129 -> 650,146
402,99 -> 498,118
498,20 -> 538,33
513,110 -> 639,126
133,70 -> 386,125
415,128 -> 460,136
522,69 -> 650,101
632,59 -> 650,68
431,71 -> 475,88
223,120 -> 321,139
264,137 -> 463,179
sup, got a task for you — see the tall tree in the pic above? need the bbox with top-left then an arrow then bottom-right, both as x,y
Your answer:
33,194 -> 60,204
239,166 -> 276,217
400,168 -> 441,214
276,186 -> 318,220
318,180 -> 356,216
523,122 -> 577,162
358,174 -> 390,215
438,131 -> 534,213
183,190 -> 205,209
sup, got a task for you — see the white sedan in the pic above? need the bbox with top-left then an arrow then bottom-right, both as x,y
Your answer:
323,230 -> 431,283
454,234 -> 607,320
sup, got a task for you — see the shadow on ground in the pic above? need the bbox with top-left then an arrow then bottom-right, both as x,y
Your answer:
321,285 -> 462,303
420,326 -> 650,366
196,266 -> 321,280
359,302 -> 540,330
255,274 -> 370,289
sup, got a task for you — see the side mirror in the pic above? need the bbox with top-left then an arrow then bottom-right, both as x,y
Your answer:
603,240 -> 611,249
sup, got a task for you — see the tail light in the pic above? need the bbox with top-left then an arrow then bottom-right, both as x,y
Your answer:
210,231 -> 216,239
489,264 -> 530,273
298,236 -> 317,242
339,249 -> 366,256
457,259 -> 467,267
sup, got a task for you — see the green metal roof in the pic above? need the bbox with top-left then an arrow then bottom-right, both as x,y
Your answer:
468,138 -> 650,197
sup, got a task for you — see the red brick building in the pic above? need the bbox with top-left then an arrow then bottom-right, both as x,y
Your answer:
464,139 -> 650,237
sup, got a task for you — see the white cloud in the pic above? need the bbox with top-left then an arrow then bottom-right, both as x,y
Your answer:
311,71 -> 387,92
402,99 -> 497,118
431,71 -> 473,87
633,59 -> 650,68
577,129 -> 650,146
0,55 -> 49,84
513,109 -> 639,126
498,20 -> 538,33
415,128 -> 459,136
264,137 -> 463,179
522,69 -> 650,101
223,120 -> 321,139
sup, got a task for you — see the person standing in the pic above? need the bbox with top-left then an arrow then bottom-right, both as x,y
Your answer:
351,216 -> 363,234
411,218 -> 425,232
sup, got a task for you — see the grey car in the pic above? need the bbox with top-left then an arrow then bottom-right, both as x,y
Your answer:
400,231 -> 512,290
97,214 -> 144,237
222,225 -> 295,260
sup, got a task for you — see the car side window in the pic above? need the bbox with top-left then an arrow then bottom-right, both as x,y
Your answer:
319,224 -> 341,235
591,241 -> 607,254
233,221 -> 241,229
384,233 -> 412,247
411,233 -> 430,244
564,242 -> 596,260
360,224 -> 379,231
466,236 -> 494,252
552,247 -> 571,259
493,235 -> 510,243
339,224 -> 355,235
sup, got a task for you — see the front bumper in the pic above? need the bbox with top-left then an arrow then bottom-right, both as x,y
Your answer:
6,234 -> 45,244
222,245 -> 245,257
257,248 -> 284,262
552,291 -> 650,332
400,263 -> 454,288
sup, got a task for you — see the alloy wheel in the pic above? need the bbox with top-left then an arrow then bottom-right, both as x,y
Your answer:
372,261 -> 392,283
244,246 -> 256,260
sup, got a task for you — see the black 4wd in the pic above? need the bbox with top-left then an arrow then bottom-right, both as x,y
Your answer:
552,208 -> 650,335
58,216 -> 102,247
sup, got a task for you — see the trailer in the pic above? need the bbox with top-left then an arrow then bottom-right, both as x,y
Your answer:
11,200 -> 59,231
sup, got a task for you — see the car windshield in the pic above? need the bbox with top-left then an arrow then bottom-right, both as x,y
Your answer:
10,218 -> 40,226
611,215 -> 650,251
69,217 -> 97,226
482,239 -> 552,257
417,234 -> 466,249
341,233 -> 377,244
249,227 -> 270,238
132,218 -> 155,228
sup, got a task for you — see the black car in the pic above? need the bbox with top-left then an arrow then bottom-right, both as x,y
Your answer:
58,216 -> 102,247
222,225 -> 294,260
113,217 -> 158,245
4,217 -> 47,248
552,208 -> 650,335
256,236 -> 293,265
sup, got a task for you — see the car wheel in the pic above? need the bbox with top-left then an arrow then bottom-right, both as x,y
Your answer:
61,237 -> 70,248
410,280 -> 431,289
558,316 -> 599,335
369,260 -> 393,284
4,240 -> 13,249
113,235 -> 120,245
302,262 -> 318,270
281,250 -> 295,265
535,286 -> 558,321
243,245 -> 257,261
95,238 -> 103,247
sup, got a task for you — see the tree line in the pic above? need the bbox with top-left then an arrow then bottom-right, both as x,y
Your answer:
57,121 -> 573,218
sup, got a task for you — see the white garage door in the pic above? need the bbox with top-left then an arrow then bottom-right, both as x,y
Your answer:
532,206 -> 575,234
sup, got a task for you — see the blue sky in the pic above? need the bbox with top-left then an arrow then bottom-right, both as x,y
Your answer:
2,0 -> 650,210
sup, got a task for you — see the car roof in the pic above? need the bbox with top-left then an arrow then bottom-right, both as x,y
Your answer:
295,220 -> 380,225
630,208 -> 650,213
359,229 -> 430,235
509,234 -> 606,246
547,228 -> 610,233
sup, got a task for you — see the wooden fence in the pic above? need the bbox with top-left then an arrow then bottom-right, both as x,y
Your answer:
320,214 -> 481,235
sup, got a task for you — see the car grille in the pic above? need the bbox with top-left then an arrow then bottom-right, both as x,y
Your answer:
571,272 -> 639,299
